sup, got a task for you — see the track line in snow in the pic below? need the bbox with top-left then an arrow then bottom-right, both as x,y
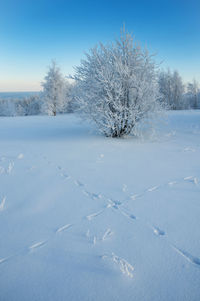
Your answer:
120,209 -> 137,221
172,246 -> 200,267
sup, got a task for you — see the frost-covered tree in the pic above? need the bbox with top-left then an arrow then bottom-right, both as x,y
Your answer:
159,69 -> 184,109
41,61 -> 66,116
158,69 -> 174,108
172,71 -> 185,109
73,29 -> 162,137
187,79 -> 199,109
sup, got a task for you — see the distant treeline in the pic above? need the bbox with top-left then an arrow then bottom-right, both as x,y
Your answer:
0,90 -> 74,117
0,70 -> 199,117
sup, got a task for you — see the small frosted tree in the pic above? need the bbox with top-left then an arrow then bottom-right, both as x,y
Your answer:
159,69 -> 184,109
73,29 -> 162,137
187,79 -> 199,109
42,61 -> 66,116
172,70 -> 185,109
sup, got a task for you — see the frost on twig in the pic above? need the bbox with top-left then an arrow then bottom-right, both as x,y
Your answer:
102,252 -> 134,278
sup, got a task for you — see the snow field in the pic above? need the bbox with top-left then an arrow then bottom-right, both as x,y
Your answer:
0,111 -> 200,301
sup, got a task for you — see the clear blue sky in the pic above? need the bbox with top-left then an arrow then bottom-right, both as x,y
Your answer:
0,0 -> 199,91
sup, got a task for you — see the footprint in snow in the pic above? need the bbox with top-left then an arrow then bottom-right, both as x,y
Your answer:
91,193 -> 102,200
56,224 -> 72,233
121,210 -> 137,220
122,184 -> 128,192
57,166 -> 63,171
168,181 -> 177,186
29,241 -> 47,251
0,257 -> 8,264
17,153 -> 24,159
102,253 -> 134,278
74,180 -> 84,187
148,186 -> 159,192
102,229 -> 113,241
61,173 -> 71,180
184,176 -> 198,185
86,210 -> 104,221
130,194 -> 140,200
0,166 -> 5,174
7,162 -> 14,174
107,199 -> 122,209
153,226 -> 165,236
183,147 -> 196,152
0,197 -> 6,211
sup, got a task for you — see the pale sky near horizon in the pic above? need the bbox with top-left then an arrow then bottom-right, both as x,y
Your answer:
0,0 -> 200,92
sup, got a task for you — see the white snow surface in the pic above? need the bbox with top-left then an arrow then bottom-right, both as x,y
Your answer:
0,110 -> 200,301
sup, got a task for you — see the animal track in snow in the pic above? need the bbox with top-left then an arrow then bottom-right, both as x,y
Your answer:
0,166 -> 5,174
172,246 -> 200,267
107,199 -> 122,209
0,197 -> 6,211
0,257 -> 8,264
122,184 -> 128,192
91,193 -> 102,200
29,241 -> 46,251
61,173 -> 71,180
184,176 -> 198,185
121,210 -> 137,221
130,194 -> 140,200
193,177 -> 198,185
7,162 -> 14,174
147,186 -> 159,192
102,253 -> 134,278
17,153 -> 24,159
82,190 -> 102,200
85,230 -> 98,245
168,181 -> 177,186
57,166 -> 63,171
102,229 -> 113,241
28,166 -> 37,171
56,224 -> 72,233
183,147 -> 196,152
153,226 -> 165,236
86,210 -> 104,221
74,180 -> 84,187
